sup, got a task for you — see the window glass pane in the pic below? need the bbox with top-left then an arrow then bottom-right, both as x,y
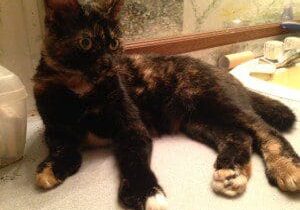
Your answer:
121,0 -> 300,42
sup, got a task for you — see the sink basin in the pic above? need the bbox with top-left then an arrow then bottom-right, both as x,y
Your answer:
230,59 -> 300,121
250,63 -> 300,90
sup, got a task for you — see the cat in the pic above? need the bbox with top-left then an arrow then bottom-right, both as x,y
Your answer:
33,0 -> 300,209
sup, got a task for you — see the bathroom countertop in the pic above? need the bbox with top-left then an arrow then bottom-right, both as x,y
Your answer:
1,116 -> 300,210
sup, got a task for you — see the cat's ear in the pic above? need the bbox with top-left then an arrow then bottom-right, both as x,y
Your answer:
107,0 -> 124,19
45,0 -> 80,22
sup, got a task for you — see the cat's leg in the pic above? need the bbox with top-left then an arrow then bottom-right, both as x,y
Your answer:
248,90 -> 296,132
257,135 -> 300,192
247,93 -> 299,190
182,122 -> 252,197
223,108 -> 300,192
243,115 -> 300,192
87,117 -> 167,210
114,129 -> 167,210
36,125 -> 85,190
96,79 -> 168,210
213,132 -> 252,197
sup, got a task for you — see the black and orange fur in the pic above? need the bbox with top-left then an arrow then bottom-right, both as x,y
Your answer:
33,1 -> 300,209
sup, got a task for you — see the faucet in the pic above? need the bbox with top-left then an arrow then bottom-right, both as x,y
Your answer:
276,49 -> 300,68
260,49 -> 300,68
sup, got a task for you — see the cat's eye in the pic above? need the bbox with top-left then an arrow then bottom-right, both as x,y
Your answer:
109,39 -> 119,51
79,37 -> 92,50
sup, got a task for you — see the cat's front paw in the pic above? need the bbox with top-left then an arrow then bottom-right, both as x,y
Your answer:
119,179 -> 168,210
212,168 -> 249,197
36,153 -> 81,190
36,162 -> 61,190
145,190 -> 168,210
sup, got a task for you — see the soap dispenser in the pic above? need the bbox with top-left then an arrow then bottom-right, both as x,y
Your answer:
281,0 -> 300,31
281,0 -> 294,21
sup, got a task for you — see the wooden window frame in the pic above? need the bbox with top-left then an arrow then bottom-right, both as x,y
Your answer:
124,23 -> 289,55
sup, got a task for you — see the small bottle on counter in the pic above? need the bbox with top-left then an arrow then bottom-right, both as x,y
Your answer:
281,0 -> 294,21
0,65 -> 27,168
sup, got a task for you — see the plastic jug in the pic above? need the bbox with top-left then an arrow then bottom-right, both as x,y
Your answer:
0,65 -> 27,168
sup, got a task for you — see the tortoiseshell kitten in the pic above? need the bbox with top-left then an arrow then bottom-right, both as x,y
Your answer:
33,0 -> 300,209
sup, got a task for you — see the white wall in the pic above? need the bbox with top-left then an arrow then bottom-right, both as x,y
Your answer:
0,0 -> 44,113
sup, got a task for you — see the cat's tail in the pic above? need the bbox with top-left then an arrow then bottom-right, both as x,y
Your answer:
249,90 -> 296,132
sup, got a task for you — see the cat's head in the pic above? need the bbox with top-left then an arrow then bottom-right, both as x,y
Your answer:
43,0 -> 124,70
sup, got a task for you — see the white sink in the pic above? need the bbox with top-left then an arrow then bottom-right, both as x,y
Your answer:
230,59 -> 300,121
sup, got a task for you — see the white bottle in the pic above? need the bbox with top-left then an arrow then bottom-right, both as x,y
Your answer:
0,65 -> 27,168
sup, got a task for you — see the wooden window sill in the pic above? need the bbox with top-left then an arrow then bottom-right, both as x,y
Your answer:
124,23 -> 289,55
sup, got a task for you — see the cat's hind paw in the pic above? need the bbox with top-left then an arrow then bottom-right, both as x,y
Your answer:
269,159 -> 300,192
145,190 -> 168,210
212,169 -> 248,197
36,163 -> 61,190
